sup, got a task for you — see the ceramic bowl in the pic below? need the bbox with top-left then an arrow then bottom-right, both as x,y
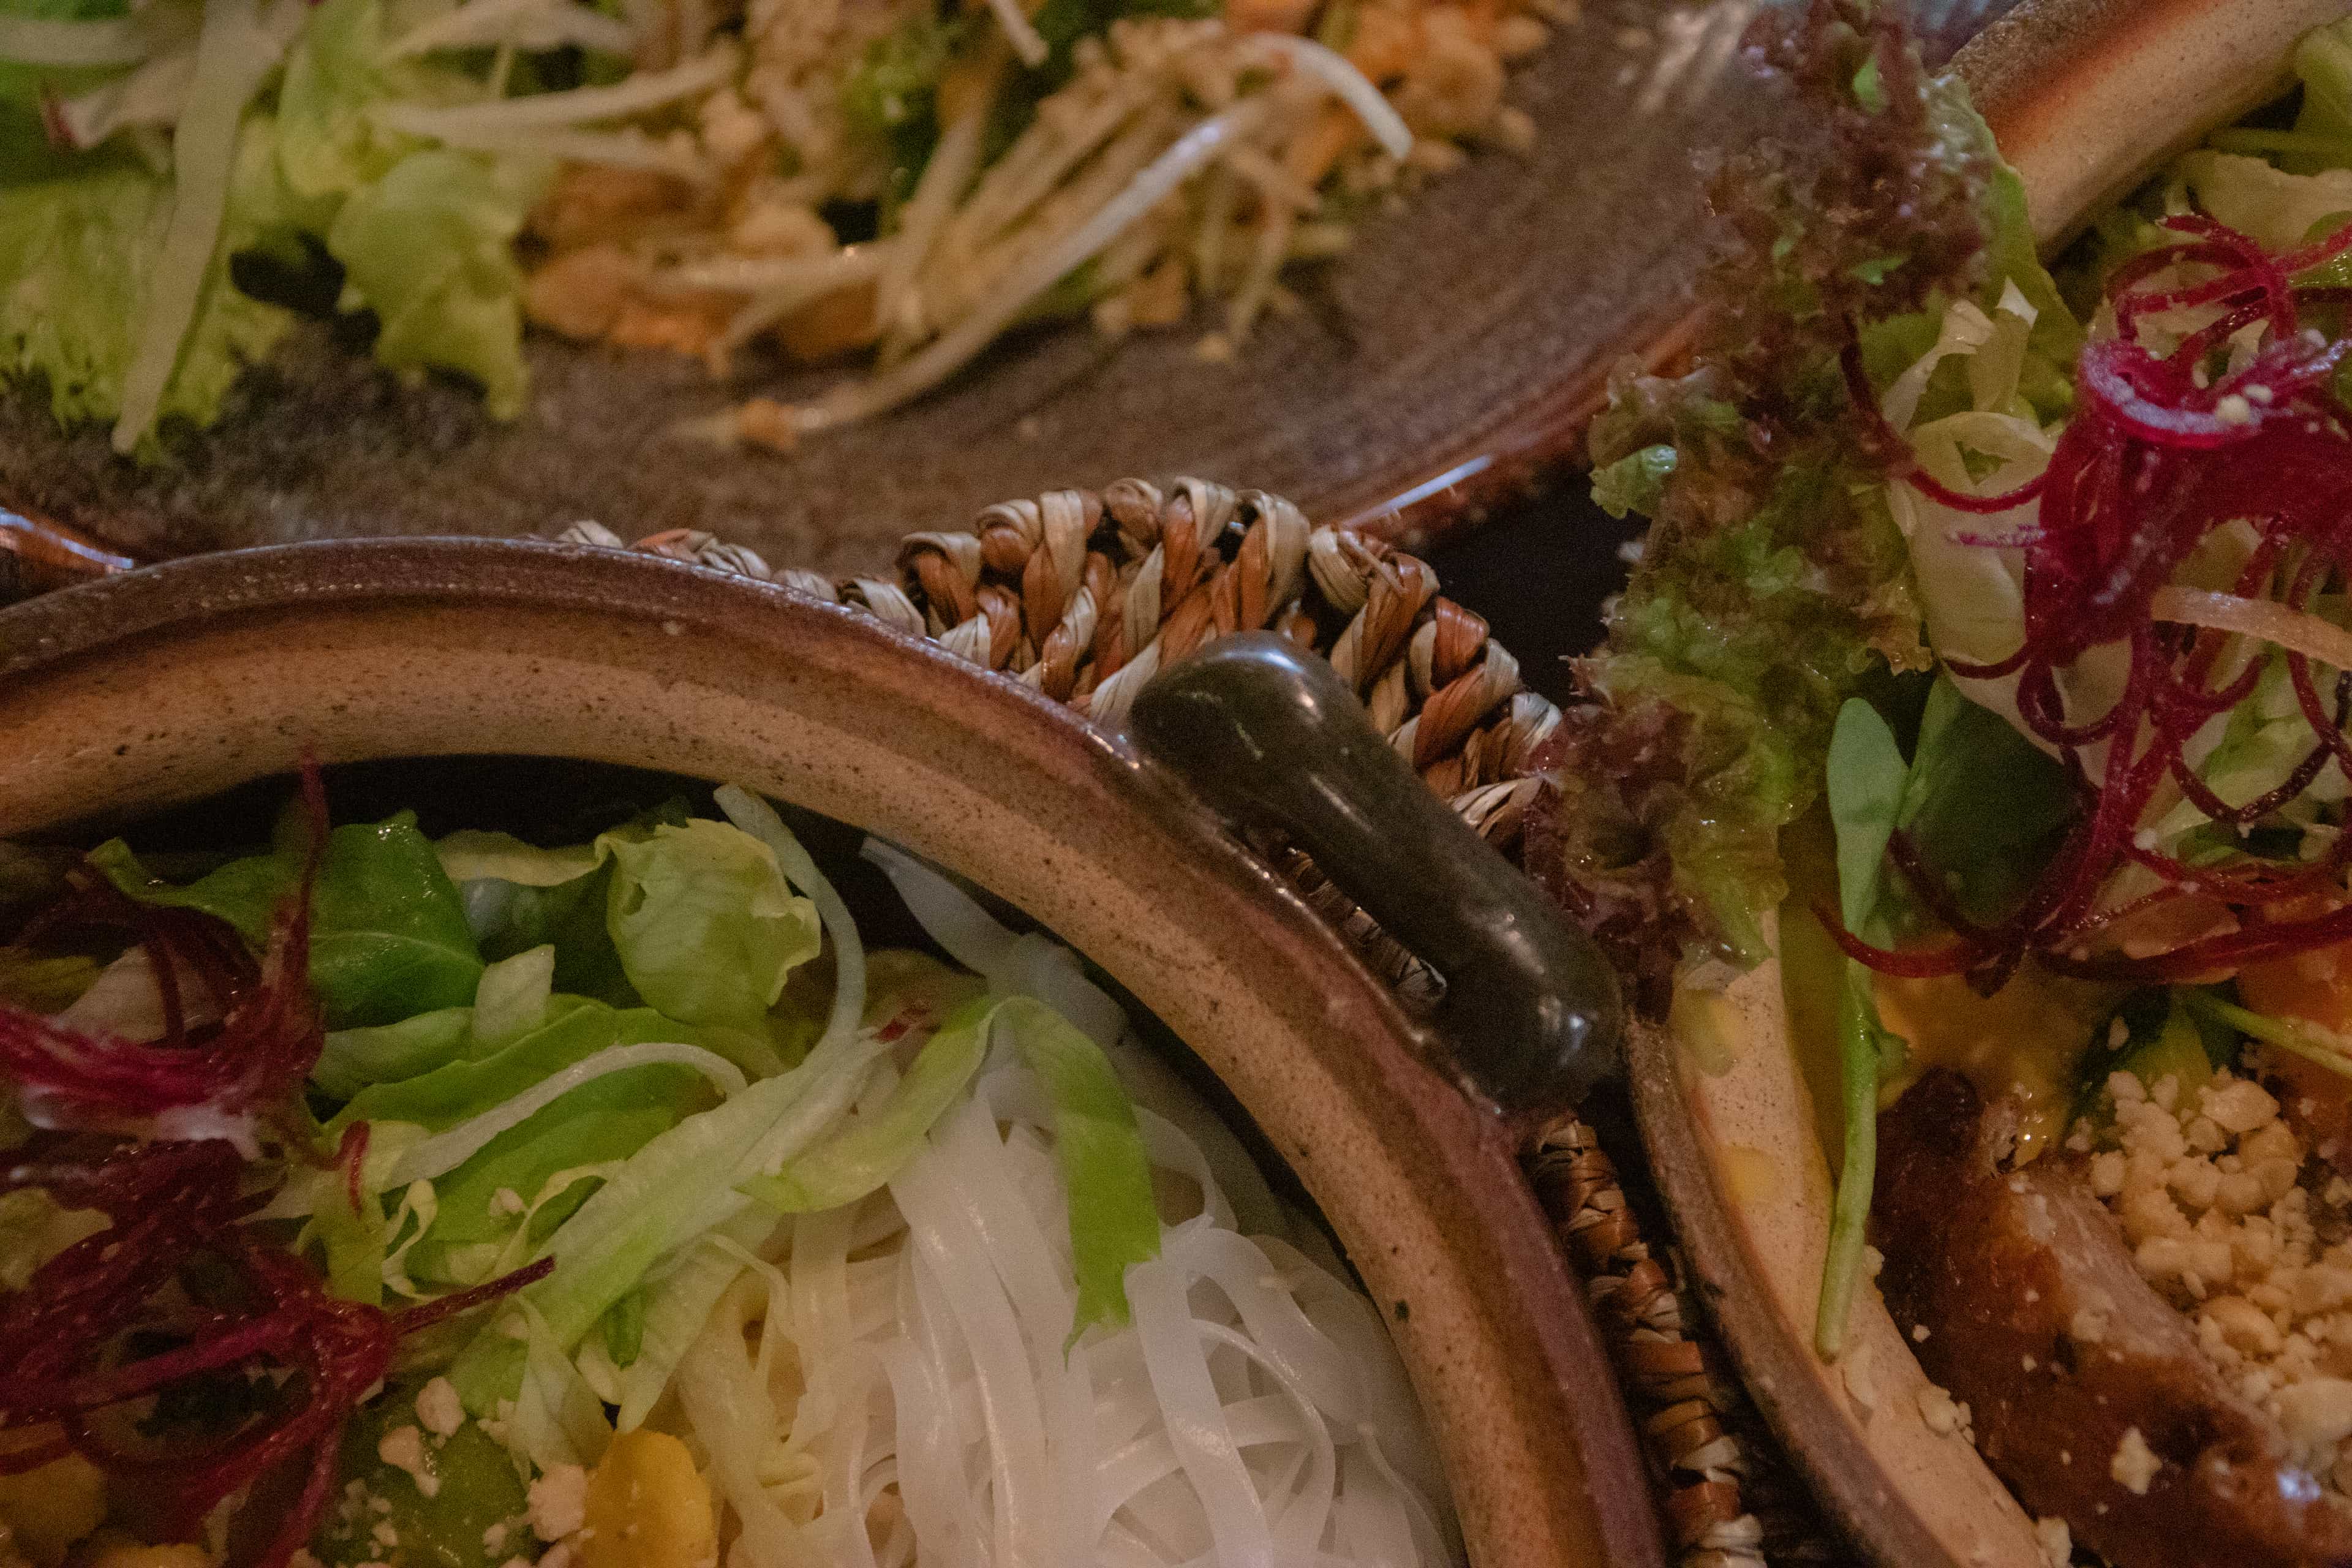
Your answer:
1621,4 -> 2352,1566
0,537 -> 1663,1568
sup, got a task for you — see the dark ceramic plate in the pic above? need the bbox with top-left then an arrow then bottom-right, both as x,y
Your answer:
0,0 -> 1755,576
0,0 -> 2015,578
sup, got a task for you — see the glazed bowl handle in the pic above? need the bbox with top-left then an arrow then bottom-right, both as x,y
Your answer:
1129,631 -> 1623,1121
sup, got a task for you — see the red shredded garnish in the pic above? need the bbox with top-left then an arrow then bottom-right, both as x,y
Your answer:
1839,214 -> 2352,987
0,1140 -> 550,1564
0,762 -> 563,1564
1,764 -> 328,1145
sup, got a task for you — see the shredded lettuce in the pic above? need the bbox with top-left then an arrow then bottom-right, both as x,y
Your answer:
444,1025 -> 892,1414
2179,150 -> 2352,252
734,993 -> 1159,1333
328,998 -> 690,1134
734,995 -> 997,1217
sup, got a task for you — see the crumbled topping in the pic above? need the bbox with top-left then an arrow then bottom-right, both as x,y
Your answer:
1843,1343 -> 1878,1416
2033,1516 -> 2072,1568
415,1376 -> 465,1439
2090,1067 -> 2352,1491
529,1463 -> 589,1541
1915,1382 -> 1972,1441
376,1425 -> 439,1499
2111,1427 -> 2158,1494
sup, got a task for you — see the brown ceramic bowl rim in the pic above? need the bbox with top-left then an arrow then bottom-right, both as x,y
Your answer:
0,535 -> 1666,1568
1625,5 -> 2352,1566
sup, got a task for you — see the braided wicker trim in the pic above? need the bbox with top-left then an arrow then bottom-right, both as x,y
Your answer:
555,477 -> 1837,1568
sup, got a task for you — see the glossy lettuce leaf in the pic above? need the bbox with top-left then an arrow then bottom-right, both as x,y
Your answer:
88,807 -> 483,1028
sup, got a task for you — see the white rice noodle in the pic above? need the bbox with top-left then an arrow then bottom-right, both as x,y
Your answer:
676,1054 -> 1459,1568
374,45 -> 734,137
1242,32 -> 1412,159
860,838 -> 1126,1049
387,0 -> 635,59
110,0 -> 303,453
983,0 -> 1049,69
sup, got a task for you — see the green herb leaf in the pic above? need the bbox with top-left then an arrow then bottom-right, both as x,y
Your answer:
89,809 -> 484,1028
1590,443 -> 1676,521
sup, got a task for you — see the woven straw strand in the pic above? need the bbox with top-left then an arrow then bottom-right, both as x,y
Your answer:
552,479 -> 1833,1568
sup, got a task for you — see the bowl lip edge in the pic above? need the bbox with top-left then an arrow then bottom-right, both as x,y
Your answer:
0,531 -> 1673,1568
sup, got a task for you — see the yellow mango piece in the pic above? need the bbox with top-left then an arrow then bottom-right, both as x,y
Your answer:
578,1431 -> 717,1568
0,1434 -> 104,1568
78,1542 -> 209,1568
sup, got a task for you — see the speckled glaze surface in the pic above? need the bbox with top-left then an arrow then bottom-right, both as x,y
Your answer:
0,1 -> 2021,575
1627,5 -> 2352,1566
0,538 -> 1666,1568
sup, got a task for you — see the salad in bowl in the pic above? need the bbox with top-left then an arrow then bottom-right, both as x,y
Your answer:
0,765 -> 1457,1568
1551,2 -> 2352,1564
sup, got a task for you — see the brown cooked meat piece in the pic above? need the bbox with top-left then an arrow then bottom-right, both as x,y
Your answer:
1872,1069 -> 2352,1568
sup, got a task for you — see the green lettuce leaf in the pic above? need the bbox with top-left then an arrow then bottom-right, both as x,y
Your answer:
602,819 -> 821,1032
274,0 -> 418,203
439,831 -> 633,1003
0,128 -> 291,437
1591,444 -> 1675,521
89,807 -> 483,1028
1556,26 -> 2079,987
314,1006 -> 475,1101
326,146 -> 549,420
1001,996 -> 1160,1335
1894,674 -> 2073,923
1826,699 -> 1905,938
446,1027 -> 890,1414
